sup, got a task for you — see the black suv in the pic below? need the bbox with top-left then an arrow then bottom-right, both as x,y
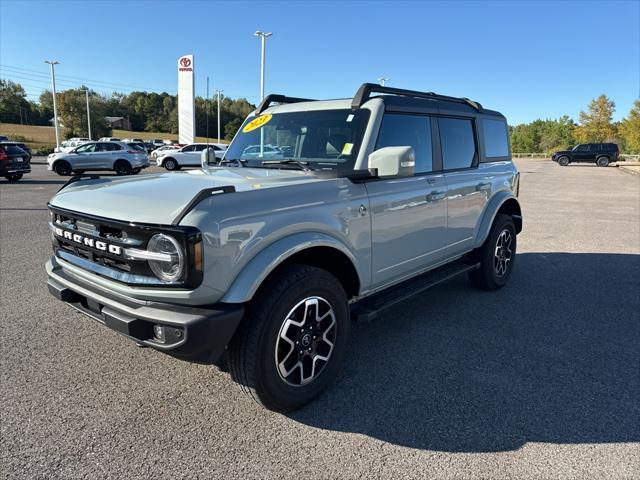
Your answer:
552,143 -> 619,167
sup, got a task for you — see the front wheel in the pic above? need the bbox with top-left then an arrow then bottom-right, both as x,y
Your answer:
558,156 -> 570,166
228,265 -> 350,412
53,161 -> 72,176
163,158 -> 178,171
468,214 -> 517,291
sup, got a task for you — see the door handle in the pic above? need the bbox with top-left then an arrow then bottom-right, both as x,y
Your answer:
426,177 -> 437,185
476,182 -> 491,192
427,191 -> 446,202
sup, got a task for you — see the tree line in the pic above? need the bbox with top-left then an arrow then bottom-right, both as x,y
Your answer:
510,95 -> 640,154
0,79 -> 255,141
1,79 -> 639,152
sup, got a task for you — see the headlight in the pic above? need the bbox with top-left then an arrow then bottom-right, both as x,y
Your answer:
147,234 -> 184,282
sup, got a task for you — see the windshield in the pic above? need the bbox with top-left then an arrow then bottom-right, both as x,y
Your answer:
223,108 -> 370,170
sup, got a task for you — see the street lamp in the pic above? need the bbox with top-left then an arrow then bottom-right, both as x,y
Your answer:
378,76 -> 390,87
215,89 -> 223,142
254,30 -> 273,100
84,89 -> 92,140
44,60 -> 60,150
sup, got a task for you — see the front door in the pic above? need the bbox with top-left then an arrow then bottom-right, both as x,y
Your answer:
366,113 -> 448,288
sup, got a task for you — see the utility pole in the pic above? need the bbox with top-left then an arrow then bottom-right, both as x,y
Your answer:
254,30 -> 273,100
85,89 -> 92,140
378,76 -> 390,87
216,89 -> 223,142
45,60 -> 60,151
206,76 -> 210,144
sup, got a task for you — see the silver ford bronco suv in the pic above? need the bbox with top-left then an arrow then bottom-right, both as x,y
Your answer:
46,84 -> 522,412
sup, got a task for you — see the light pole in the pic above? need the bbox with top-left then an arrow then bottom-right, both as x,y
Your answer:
378,76 -> 390,87
45,60 -> 60,150
84,89 -> 92,140
254,30 -> 273,100
216,89 -> 223,142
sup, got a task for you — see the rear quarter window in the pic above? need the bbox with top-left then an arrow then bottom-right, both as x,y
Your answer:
482,118 -> 510,158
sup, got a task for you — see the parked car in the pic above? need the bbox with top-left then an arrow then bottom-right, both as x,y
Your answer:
552,143 -> 620,167
150,139 -> 165,148
0,135 -> 10,142
47,141 -> 149,175
45,83 -> 522,412
98,137 -> 121,142
150,144 -> 181,160
59,138 -> 90,153
156,143 -> 225,170
1,143 -> 31,181
1,141 -> 32,161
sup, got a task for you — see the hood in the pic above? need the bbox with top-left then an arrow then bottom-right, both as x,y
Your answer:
553,150 -> 572,156
50,167 -> 323,224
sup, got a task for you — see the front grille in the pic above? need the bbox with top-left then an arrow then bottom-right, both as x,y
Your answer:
48,205 -> 203,288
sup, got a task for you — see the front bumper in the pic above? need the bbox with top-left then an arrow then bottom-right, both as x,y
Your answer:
47,257 -> 244,364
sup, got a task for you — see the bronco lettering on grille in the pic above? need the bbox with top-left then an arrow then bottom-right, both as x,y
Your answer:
53,226 -> 122,255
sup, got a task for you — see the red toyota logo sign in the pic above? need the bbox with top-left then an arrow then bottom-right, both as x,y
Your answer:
180,57 -> 191,68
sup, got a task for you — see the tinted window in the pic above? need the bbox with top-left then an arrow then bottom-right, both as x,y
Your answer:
109,143 -> 122,151
182,145 -> 195,152
576,144 -> 589,151
375,114 -> 433,173
96,143 -> 110,152
482,118 -> 509,158
194,145 -> 208,151
439,118 -> 476,170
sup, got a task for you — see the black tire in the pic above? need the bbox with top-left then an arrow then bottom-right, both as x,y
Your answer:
163,158 -> 178,171
558,156 -> 570,166
5,173 -> 23,182
468,214 -> 517,291
596,156 -> 610,167
228,265 -> 350,412
72,170 -> 85,175
53,160 -> 72,176
114,160 -> 132,175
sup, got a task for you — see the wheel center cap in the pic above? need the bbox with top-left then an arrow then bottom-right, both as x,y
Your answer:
301,334 -> 312,347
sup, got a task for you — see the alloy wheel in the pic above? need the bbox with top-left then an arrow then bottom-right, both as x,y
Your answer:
275,296 -> 337,387
494,229 -> 513,277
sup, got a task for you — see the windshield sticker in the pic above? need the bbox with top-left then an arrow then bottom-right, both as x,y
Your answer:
342,143 -> 354,155
346,114 -> 354,122
242,114 -> 272,133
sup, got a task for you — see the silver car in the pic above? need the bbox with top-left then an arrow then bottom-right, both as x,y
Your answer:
47,141 -> 149,176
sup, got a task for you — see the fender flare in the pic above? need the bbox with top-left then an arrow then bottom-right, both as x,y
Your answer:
220,232 -> 361,304
474,191 -> 522,248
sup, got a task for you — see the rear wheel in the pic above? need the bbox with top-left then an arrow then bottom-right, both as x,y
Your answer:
114,160 -> 132,175
53,161 -> 72,176
163,158 -> 178,171
468,214 -> 517,291
596,156 -> 610,167
5,173 -> 23,182
228,265 -> 350,412
558,156 -> 570,166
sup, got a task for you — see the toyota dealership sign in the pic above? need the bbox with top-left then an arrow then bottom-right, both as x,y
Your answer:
177,54 -> 195,144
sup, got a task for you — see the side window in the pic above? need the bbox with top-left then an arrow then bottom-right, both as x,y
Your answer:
439,118 -> 476,170
576,144 -> 589,152
375,114 -> 433,173
194,145 -> 207,151
76,143 -> 96,153
109,143 -> 122,151
182,145 -> 195,152
482,118 -> 509,158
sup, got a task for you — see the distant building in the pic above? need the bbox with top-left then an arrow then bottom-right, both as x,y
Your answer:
49,116 -> 132,130
105,116 -> 131,130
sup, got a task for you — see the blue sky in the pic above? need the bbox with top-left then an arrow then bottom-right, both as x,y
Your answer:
1,0 -> 638,124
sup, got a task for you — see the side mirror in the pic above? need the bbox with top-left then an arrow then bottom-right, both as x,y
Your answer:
368,146 -> 415,178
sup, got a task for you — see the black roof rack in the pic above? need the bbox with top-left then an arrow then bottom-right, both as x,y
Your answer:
256,94 -> 316,114
351,83 -> 483,112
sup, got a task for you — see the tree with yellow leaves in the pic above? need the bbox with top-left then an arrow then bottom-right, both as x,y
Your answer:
575,95 -> 617,143
619,100 -> 640,154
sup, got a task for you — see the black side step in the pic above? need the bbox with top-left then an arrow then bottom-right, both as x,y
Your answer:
351,261 -> 480,322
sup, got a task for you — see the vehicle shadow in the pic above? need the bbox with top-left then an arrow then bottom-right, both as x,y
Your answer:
1,179 -> 66,185
290,252 -> 640,452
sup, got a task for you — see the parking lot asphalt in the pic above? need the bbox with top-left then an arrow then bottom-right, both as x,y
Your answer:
1,159 -> 639,480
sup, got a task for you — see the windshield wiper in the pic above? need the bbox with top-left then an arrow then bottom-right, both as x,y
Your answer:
261,159 -> 314,171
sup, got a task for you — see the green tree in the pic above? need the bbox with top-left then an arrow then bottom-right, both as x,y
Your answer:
0,79 -> 31,124
618,99 -> 640,154
576,94 -> 616,143
57,86 -> 109,139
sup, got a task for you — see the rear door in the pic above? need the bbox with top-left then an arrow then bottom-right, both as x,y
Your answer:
366,113 -> 449,288
439,116 -> 488,255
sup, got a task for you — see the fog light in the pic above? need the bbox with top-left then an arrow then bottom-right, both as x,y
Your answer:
153,324 -> 166,343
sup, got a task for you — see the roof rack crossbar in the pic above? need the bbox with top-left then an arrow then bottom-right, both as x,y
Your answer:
256,94 -> 316,114
351,83 -> 483,111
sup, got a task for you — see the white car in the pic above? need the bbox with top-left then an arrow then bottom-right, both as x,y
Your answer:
98,137 -> 121,142
156,143 -> 225,170
150,144 -> 181,160
57,138 -> 90,153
